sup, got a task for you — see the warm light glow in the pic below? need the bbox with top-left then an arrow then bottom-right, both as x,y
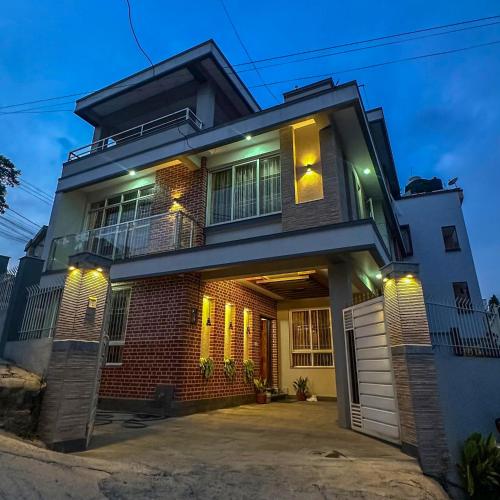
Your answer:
306,166 -> 313,174
68,265 -> 76,271
129,170 -> 136,176
406,274 -> 414,279
376,273 -> 382,280
96,267 -> 103,273
383,277 -> 389,283
245,134 -> 252,141
363,168 -> 371,175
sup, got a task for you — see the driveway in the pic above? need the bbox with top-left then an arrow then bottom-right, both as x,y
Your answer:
0,401 -> 448,499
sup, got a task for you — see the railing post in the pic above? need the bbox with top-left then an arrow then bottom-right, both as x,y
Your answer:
123,222 -> 131,259
174,212 -> 181,249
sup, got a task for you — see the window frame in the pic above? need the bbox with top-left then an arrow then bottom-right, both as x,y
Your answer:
400,224 -> 414,257
206,152 -> 281,226
442,225 -> 461,252
452,281 -> 473,314
289,307 -> 334,368
105,286 -> 132,367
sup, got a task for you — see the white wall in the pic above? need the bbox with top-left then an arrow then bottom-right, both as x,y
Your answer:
278,297 -> 336,398
395,190 -> 482,306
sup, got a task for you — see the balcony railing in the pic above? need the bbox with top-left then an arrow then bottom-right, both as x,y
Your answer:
67,108 -> 203,161
47,211 -> 203,271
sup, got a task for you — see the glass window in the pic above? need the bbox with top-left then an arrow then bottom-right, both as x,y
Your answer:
290,308 -> 333,367
442,226 -> 460,251
400,225 -> 413,257
209,155 -> 281,225
453,282 -> 472,313
106,287 -> 132,365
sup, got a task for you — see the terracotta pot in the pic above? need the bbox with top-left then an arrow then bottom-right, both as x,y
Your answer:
296,392 -> 307,401
256,392 -> 267,404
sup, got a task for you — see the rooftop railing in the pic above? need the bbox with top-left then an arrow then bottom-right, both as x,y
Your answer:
67,108 -> 203,161
47,210 -> 203,271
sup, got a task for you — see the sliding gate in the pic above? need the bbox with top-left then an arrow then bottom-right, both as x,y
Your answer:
343,296 -> 400,444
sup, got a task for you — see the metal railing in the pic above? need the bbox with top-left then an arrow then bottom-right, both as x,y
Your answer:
0,267 -> 17,311
67,108 -> 203,161
426,298 -> 500,358
47,210 -> 203,271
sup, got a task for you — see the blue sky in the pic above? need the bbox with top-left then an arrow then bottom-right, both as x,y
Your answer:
0,1 -> 499,298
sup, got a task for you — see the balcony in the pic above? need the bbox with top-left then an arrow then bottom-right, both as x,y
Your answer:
47,211 -> 203,272
67,108 -> 203,162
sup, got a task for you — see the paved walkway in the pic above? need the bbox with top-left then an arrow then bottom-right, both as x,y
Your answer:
0,401 -> 448,499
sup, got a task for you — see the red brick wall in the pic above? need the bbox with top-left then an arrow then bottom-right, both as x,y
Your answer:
100,274 -> 277,402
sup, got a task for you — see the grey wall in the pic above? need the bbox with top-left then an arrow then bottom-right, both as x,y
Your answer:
434,350 -> 500,482
4,338 -> 53,376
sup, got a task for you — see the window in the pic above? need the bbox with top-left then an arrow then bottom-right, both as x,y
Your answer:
224,303 -> 235,360
243,308 -> 253,361
400,225 -> 413,257
106,287 -> 132,365
208,155 -> 281,225
453,282 -> 472,313
200,296 -> 215,358
442,226 -> 460,252
290,308 -> 333,367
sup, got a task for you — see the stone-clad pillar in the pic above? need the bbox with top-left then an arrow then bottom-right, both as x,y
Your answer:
38,253 -> 111,452
381,262 -> 449,477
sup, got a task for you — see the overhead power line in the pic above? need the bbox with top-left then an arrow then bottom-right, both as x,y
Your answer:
249,38 -> 500,88
19,183 -> 53,202
1,214 -> 37,234
6,207 -> 43,229
21,179 -> 53,200
17,186 -> 53,206
0,228 -> 29,244
0,219 -> 35,239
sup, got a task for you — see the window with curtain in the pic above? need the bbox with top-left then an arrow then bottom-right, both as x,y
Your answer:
290,308 -> 333,367
209,155 -> 281,224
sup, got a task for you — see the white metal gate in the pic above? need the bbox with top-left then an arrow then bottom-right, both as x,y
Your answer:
343,296 -> 400,444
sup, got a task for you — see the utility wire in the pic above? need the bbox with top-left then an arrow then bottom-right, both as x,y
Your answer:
0,229 -> 29,244
124,0 -> 156,75
0,220 -> 34,239
218,0 -> 279,103
250,38 -> 500,88
22,179 -> 53,200
1,215 -> 38,234
6,207 -> 43,229
19,183 -> 53,202
0,14 -> 498,112
17,186 -> 53,205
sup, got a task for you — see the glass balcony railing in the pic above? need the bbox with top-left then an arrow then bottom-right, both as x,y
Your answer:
47,211 -> 203,271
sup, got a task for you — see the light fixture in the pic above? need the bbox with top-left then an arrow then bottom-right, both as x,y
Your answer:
229,321 -> 233,330
306,165 -> 313,174
383,277 -> 389,283
406,274 -> 413,279
129,170 -> 136,176
206,317 -> 212,327
363,168 -> 371,175
245,134 -> 252,141
68,265 -> 76,271
375,273 -> 382,280
96,267 -> 103,273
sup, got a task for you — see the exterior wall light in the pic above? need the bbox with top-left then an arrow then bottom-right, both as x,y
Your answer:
206,317 -> 212,327
306,165 -> 313,174
245,135 -> 252,141
68,265 -> 76,271
363,168 -> 371,175
96,267 -> 103,273
376,273 -> 382,280
129,170 -> 136,176
383,277 -> 389,283
406,274 -> 414,279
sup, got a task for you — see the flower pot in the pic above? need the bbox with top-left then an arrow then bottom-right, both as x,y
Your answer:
296,392 -> 307,401
256,392 -> 267,404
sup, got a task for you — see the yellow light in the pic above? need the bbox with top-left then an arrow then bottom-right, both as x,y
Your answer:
383,277 -> 388,283
245,134 -> 252,141
129,170 -> 136,176
68,265 -> 76,271
376,273 -> 382,280
306,166 -> 313,174
406,274 -> 413,279
363,168 -> 371,175
96,267 -> 103,273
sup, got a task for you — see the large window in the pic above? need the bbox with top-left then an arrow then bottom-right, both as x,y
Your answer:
106,287 -> 132,365
290,308 -> 333,367
209,155 -> 281,225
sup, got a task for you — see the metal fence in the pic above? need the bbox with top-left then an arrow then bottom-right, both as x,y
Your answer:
0,267 -> 17,312
18,281 -> 65,340
426,298 -> 500,358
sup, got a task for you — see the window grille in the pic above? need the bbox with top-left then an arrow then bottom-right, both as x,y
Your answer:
105,287 -> 132,365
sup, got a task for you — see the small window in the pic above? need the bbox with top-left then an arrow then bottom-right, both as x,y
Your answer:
290,308 -> 333,367
442,226 -> 460,252
200,296 -> 215,358
106,287 -> 132,365
243,308 -> 253,361
224,303 -> 235,360
453,282 -> 472,313
400,225 -> 413,257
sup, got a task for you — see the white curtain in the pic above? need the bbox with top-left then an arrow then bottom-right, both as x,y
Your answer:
211,169 -> 233,223
260,156 -> 281,214
233,162 -> 257,220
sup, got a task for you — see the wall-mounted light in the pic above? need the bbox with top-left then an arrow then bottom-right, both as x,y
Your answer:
363,168 -> 371,175
206,317 -> 212,327
375,272 -> 382,280
383,277 -> 389,283
245,134 -> 252,141
229,321 -> 233,330
96,267 -> 103,273
306,165 -> 313,174
129,170 -> 136,176
68,265 -> 76,271
406,274 -> 414,279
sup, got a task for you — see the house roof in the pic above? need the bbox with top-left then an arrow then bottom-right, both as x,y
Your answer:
24,225 -> 47,253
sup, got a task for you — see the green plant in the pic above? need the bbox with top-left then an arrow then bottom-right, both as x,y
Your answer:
223,358 -> 236,380
253,377 -> 267,393
293,376 -> 309,395
199,357 -> 214,380
243,359 -> 254,383
458,432 -> 500,499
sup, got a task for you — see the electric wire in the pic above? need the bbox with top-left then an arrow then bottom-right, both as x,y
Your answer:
21,179 -> 53,200
0,215 -> 37,235
6,207 -> 42,229
17,186 -> 53,205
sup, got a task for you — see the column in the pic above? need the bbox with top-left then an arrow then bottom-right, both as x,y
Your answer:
381,262 -> 449,477
328,260 -> 353,428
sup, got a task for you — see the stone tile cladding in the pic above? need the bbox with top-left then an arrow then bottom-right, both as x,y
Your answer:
100,275 -> 277,402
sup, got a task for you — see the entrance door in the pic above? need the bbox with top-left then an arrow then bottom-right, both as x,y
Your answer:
343,296 -> 400,444
260,318 -> 273,385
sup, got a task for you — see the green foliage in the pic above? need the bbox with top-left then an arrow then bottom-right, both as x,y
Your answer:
458,432 -> 500,499
199,357 -> 214,380
0,155 -> 21,214
253,377 -> 267,393
243,359 -> 254,383
223,358 -> 236,380
293,376 -> 309,394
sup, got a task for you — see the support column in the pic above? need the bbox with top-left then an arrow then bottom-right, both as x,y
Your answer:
381,262 -> 448,477
38,253 -> 111,452
328,260 -> 353,428
195,82 -> 215,128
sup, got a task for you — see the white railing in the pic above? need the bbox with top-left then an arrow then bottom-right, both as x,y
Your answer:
0,267 -> 17,311
19,281 -> 64,340
426,298 -> 500,358
67,108 -> 203,161
47,210 -> 203,271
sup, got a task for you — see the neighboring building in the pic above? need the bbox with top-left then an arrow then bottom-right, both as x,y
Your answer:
25,225 -> 47,258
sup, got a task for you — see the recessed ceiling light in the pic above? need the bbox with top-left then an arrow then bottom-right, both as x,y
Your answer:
363,168 -> 371,175
129,170 -> 136,176
376,273 -> 382,280
245,135 -> 252,141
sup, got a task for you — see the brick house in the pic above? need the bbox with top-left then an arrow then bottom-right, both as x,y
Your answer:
18,41 -> 493,475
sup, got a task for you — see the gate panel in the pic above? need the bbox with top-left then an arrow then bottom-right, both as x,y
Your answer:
343,296 -> 400,444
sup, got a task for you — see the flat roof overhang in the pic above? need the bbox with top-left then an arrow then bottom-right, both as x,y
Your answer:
109,219 -> 390,283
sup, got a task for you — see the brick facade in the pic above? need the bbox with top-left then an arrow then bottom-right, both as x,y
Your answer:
100,275 -> 277,404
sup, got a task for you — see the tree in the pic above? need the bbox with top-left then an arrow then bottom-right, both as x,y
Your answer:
489,294 -> 499,309
0,155 -> 21,214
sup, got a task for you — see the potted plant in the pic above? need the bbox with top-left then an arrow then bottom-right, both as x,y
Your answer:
253,377 -> 267,404
293,376 -> 309,401
199,357 -> 214,380
243,359 -> 254,383
223,358 -> 236,380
